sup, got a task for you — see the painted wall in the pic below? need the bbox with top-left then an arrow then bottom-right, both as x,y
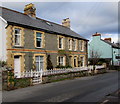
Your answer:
88,35 -> 120,65
88,35 -> 112,59
0,17 -> 7,61
113,48 -> 120,65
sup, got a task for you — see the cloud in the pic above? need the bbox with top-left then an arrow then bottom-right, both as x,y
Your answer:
2,2 -> 118,42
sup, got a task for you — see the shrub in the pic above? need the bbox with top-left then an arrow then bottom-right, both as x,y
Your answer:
14,78 -> 32,88
55,65 -> 72,68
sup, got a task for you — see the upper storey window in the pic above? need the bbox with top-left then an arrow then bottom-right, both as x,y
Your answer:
73,39 -> 77,51
34,31 -> 44,48
68,38 -> 72,50
14,28 -> 21,46
58,36 -> 64,49
36,32 -> 42,48
80,40 -> 84,51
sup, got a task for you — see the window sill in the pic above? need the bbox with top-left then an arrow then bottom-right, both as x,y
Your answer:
36,47 -> 43,49
68,49 -> 72,51
14,46 -> 24,48
58,48 -> 64,50
74,50 -> 77,51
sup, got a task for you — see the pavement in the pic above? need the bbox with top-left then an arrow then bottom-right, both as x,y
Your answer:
100,89 -> 120,103
2,71 -> 119,103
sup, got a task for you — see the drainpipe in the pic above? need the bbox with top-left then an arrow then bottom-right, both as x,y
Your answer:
112,47 -> 114,66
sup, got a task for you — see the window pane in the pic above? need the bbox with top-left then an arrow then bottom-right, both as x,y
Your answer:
40,56 -> 43,61
58,56 -> 64,66
35,56 -> 39,62
36,33 -> 42,47
74,57 -> 77,67
35,56 -> 44,71
36,32 -> 42,37
36,62 -> 39,71
15,28 -> 20,34
15,35 -> 20,45
14,28 -> 21,46
80,57 -> 84,67
68,39 -> 70,49
40,62 -> 43,70
37,38 -> 41,41
37,39 -> 41,47
59,37 -> 62,48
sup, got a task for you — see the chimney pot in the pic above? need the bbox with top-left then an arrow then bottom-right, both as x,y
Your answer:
92,32 -> 101,36
62,18 -> 70,28
24,3 -> 36,18
104,38 -> 112,42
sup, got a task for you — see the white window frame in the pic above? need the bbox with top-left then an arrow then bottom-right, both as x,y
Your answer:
58,36 -> 64,49
80,40 -> 84,51
58,56 -> 65,66
80,56 -> 85,67
73,56 -> 77,67
36,32 -> 42,48
35,56 -> 44,71
73,39 -> 77,51
68,38 -> 72,50
14,28 -> 21,46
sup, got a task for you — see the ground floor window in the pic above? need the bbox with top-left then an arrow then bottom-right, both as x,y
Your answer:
73,56 -> 77,67
80,56 -> 85,67
58,56 -> 65,66
35,56 -> 44,71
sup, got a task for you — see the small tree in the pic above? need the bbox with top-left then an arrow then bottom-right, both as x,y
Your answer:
89,49 -> 102,70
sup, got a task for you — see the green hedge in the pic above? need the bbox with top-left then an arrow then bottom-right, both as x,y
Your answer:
14,78 -> 32,89
109,65 -> 120,71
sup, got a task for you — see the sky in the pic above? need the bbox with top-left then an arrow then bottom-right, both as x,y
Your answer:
1,1 -> 119,43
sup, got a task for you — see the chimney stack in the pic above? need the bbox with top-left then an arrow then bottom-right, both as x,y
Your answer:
24,3 -> 36,18
62,18 -> 70,28
92,32 -> 101,37
104,38 -> 112,42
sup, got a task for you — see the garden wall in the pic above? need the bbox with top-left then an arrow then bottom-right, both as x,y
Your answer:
42,68 -> 106,83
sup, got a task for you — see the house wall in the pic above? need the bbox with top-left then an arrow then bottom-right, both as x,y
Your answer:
0,17 -> 7,61
88,35 -> 120,66
113,48 -> 120,65
88,36 -> 112,59
6,25 -> 88,71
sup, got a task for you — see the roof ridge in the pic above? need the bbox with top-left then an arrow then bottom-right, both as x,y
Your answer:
0,6 -> 27,16
101,39 -> 119,48
0,6 -> 70,29
1,6 -> 88,41
36,17 -> 70,29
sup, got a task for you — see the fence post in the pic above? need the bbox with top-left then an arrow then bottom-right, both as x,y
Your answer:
40,69 -> 42,83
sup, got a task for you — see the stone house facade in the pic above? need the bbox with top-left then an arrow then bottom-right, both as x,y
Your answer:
0,3 -> 88,75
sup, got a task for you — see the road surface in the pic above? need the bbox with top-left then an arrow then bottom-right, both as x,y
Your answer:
2,71 -> 119,103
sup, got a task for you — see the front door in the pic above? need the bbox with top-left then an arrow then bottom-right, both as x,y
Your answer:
14,56 -> 21,78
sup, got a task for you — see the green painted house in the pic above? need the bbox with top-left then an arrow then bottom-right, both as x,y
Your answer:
88,32 -> 120,66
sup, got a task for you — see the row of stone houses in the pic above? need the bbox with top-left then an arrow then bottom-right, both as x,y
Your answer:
0,3 -> 119,77
0,3 -> 88,75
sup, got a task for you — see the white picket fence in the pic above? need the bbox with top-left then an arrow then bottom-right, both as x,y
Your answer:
14,65 -> 105,84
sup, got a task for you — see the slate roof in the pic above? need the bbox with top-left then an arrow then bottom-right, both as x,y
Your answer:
0,7 -> 88,41
101,39 -> 120,49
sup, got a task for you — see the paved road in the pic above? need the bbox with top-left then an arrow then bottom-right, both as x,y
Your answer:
2,71 -> 119,103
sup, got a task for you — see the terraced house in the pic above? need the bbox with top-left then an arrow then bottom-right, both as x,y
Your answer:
0,3 -> 88,75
